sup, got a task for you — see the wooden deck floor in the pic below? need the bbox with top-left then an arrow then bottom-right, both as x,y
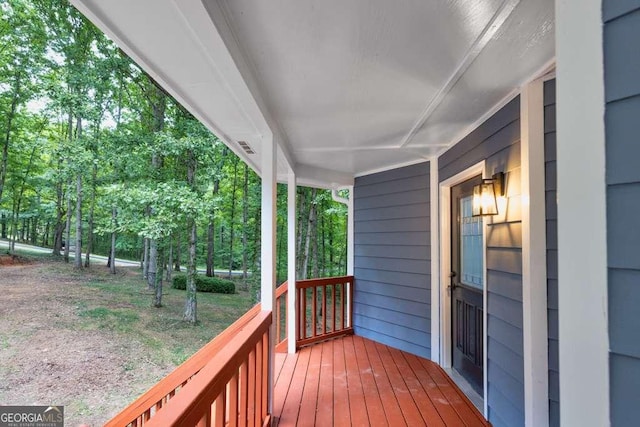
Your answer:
273,335 -> 490,426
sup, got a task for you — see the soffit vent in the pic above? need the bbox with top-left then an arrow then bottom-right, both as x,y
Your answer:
237,140 -> 255,154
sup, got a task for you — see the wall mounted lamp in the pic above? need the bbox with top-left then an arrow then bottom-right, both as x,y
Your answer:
472,172 -> 505,216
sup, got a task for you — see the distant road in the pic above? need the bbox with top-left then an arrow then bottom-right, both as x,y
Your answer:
0,239 -> 250,277
0,239 -> 139,268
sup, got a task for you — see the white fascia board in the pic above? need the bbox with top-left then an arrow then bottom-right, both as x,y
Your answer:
556,0 -> 610,425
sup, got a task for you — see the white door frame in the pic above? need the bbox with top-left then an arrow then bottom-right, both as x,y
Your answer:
438,160 -> 489,416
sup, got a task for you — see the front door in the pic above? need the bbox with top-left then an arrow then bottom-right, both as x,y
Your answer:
451,175 -> 484,395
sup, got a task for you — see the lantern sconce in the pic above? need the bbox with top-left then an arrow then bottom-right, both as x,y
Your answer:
472,172 -> 505,216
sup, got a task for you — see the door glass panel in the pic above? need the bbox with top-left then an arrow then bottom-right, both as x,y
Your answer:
460,196 -> 483,289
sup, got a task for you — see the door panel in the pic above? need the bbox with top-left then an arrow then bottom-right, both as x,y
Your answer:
451,175 -> 484,395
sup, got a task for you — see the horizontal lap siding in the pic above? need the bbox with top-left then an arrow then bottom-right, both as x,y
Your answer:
353,162 -> 431,359
439,97 -> 524,426
544,78 -> 560,427
603,4 -> 640,426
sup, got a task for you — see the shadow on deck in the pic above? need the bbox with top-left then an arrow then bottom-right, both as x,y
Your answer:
273,335 -> 490,426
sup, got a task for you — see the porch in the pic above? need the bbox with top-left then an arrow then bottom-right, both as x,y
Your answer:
105,277 -> 490,426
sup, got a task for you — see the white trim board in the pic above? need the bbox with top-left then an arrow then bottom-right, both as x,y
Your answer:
430,160 -> 440,364
556,0 -> 610,425
438,161 -> 488,416
520,78 -> 550,427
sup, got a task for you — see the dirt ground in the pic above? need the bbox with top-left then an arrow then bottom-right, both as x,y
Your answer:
0,255 -> 251,426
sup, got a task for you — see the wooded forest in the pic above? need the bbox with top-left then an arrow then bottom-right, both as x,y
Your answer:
0,0 -> 347,322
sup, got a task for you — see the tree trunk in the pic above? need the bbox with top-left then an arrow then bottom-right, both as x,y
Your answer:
320,200 -> 326,276
301,188 -> 317,280
143,237 -> 150,279
146,83 -> 165,289
312,209 -> 319,279
31,216 -> 38,245
296,188 -> 307,279
276,219 -> 285,282
9,204 -> 18,253
242,163 -> 249,283
184,148 -> 198,323
64,189 -> 72,263
42,221 -> 49,247
183,218 -> 197,323
154,242 -> 164,307
1,213 -> 6,239
174,233 -> 181,272
74,172 -> 82,269
84,162 -> 97,268
52,174 -> 64,256
166,237 -> 173,282
206,220 -> 214,277
109,207 -> 117,275
148,238 -> 158,289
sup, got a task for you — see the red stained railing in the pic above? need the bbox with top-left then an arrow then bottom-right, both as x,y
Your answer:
296,275 -> 354,348
104,305 -> 263,427
145,311 -> 272,427
107,276 -> 353,426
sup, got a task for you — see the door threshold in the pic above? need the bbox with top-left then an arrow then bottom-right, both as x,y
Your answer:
443,367 -> 484,412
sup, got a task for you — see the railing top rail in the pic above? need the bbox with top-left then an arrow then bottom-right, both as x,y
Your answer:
275,281 -> 288,298
296,275 -> 354,289
105,303 -> 261,427
146,310 -> 272,427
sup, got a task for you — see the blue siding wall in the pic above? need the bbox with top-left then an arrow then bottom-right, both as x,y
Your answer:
353,161 -> 431,359
543,79 -> 560,426
603,3 -> 640,426
439,97 -> 524,427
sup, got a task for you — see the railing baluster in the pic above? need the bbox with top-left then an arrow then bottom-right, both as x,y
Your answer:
214,391 -> 224,427
349,279 -> 354,328
247,348 -> 256,425
312,285 -> 317,337
278,293 -> 289,342
261,332 -> 269,421
322,285 -> 327,335
254,339 -> 263,427
275,295 -> 281,344
341,282 -> 346,330
301,288 -> 307,340
228,373 -> 239,427
332,284 -> 337,333
239,360 -> 248,427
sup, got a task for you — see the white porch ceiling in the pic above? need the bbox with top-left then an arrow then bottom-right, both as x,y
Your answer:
71,0 -> 554,188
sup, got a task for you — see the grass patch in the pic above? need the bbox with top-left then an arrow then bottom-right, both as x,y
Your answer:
57,261 -> 253,364
77,307 -> 140,332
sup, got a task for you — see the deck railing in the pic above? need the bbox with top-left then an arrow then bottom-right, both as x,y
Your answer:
105,305 -> 263,427
297,275 -> 354,347
145,311 -> 272,427
106,276 -> 352,425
